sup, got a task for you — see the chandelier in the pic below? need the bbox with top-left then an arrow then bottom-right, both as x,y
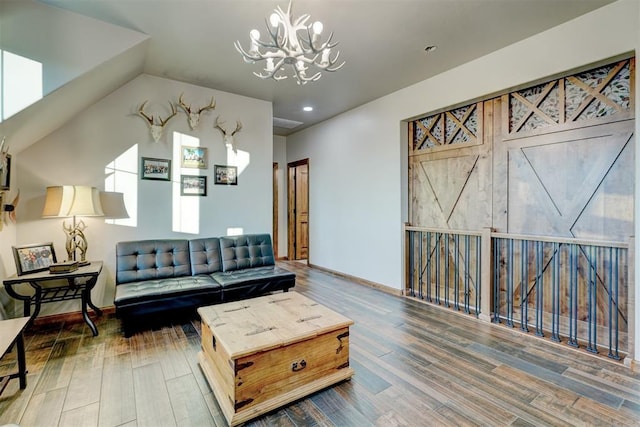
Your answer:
234,0 -> 345,85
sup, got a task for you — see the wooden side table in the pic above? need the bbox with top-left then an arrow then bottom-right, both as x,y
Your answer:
3,262 -> 103,336
0,316 -> 30,395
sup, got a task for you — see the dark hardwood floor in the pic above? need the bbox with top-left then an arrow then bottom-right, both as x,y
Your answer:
1,260 -> 639,426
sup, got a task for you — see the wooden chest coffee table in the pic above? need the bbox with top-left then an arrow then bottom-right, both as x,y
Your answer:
197,291 -> 354,426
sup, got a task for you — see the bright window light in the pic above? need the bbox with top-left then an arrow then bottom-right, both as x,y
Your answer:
173,131 -> 201,234
105,144 -> 138,227
1,50 -> 43,121
227,146 -> 250,175
227,227 -> 244,236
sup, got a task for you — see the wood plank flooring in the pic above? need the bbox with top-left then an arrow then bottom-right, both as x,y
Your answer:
1,260 -> 639,426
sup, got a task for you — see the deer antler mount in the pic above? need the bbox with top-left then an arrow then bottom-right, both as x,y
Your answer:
178,93 -> 216,130
138,101 -> 177,142
214,116 -> 243,149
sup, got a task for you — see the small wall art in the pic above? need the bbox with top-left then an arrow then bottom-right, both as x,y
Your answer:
181,175 -> 207,196
214,165 -> 238,186
181,145 -> 208,169
141,157 -> 171,181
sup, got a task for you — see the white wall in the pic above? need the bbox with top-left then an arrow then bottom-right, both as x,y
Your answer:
273,135 -> 288,258
12,74 -> 273,315
287,1 -> 638,296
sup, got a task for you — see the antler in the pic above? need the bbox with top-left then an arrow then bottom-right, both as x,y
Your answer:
138,101 -> 154,125
199,96 -> 216,114
178,94 -> 216,114
231,121 -> 242,136
215,117 -> 242,135
159,102 -> 177,126
214,116 -> 226,134
138,101 -> 177,126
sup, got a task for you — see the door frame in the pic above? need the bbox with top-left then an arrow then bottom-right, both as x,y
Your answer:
272,162 -> 278,258
287,158 -> 309,261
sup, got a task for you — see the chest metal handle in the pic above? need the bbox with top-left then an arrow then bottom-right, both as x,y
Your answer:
291,359 -> 307,372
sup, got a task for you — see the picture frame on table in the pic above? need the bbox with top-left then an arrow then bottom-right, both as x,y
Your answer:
141,157 -> 171,181
12,242 -> 57,276
181,175 -> 207,196
181,145 -> 208,169
214,165 -> 237,185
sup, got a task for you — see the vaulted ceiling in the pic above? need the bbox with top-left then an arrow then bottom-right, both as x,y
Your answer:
2,0 -> 615,151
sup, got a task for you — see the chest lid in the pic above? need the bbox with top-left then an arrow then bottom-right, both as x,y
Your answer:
198,292 -> 353,359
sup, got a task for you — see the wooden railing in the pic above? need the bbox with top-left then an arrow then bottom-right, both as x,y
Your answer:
404,225 -> 632,362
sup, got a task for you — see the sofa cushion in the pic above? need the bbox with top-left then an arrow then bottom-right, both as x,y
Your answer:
189,238 -> 222,275
114,275 -> 221,307
211,265 -> 295,301
219,234 -> 275,272
116,239 -> 192,285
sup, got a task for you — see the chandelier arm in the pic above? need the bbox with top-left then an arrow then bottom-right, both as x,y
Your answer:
234,41 -> 261,62
255,71 -> 288,81
324,61 -> 346,72
264,19 -> 285,49
293,13 -> 310,28
255,58 -> 289,80
235,39 -> 289,64
295,69 -> 322,84
301,31 -> 340,54
297,54 -> 319,64
317,51 -> 346,72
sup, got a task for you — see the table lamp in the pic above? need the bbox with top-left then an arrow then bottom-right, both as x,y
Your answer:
99,191 -> 130,220
42,185 -> 104,264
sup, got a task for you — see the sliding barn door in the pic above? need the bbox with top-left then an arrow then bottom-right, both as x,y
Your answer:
409,101 -> 493,230
494,60 -> 635,239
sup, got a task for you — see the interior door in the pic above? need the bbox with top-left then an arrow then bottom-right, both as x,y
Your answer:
288,159 -> 309,260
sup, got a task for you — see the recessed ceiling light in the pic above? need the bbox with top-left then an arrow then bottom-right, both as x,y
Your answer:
303,106 -> 313,112
424,45 -> 437,53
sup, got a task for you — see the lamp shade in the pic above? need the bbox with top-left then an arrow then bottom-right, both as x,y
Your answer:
42,186 -> 104,218
99,191 -> 130,219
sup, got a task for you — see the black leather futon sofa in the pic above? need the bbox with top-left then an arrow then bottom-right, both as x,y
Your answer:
114,233 -> 295,336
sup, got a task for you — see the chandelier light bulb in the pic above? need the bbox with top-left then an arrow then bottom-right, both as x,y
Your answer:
269,13 -> 280,27
321,48 -> 331,66
266,58 -> 275,72
312,21 -> 323,35
249,29 -> 260,54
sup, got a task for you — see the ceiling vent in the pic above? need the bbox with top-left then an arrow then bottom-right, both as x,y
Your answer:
273,117 -> 303,129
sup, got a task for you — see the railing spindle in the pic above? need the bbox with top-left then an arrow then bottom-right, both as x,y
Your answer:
445,234 -> 450,308
535,241 -> 544,337
551,242 -> 560,342
454,234 -> 460,311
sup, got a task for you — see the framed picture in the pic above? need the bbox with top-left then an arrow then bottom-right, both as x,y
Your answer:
141,157 -> 171,181
181,175 -> 207,196
0,154 -> 11,191
181,145 -> 208,169
12,242 -> 57,276
214,165 -> 238,185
